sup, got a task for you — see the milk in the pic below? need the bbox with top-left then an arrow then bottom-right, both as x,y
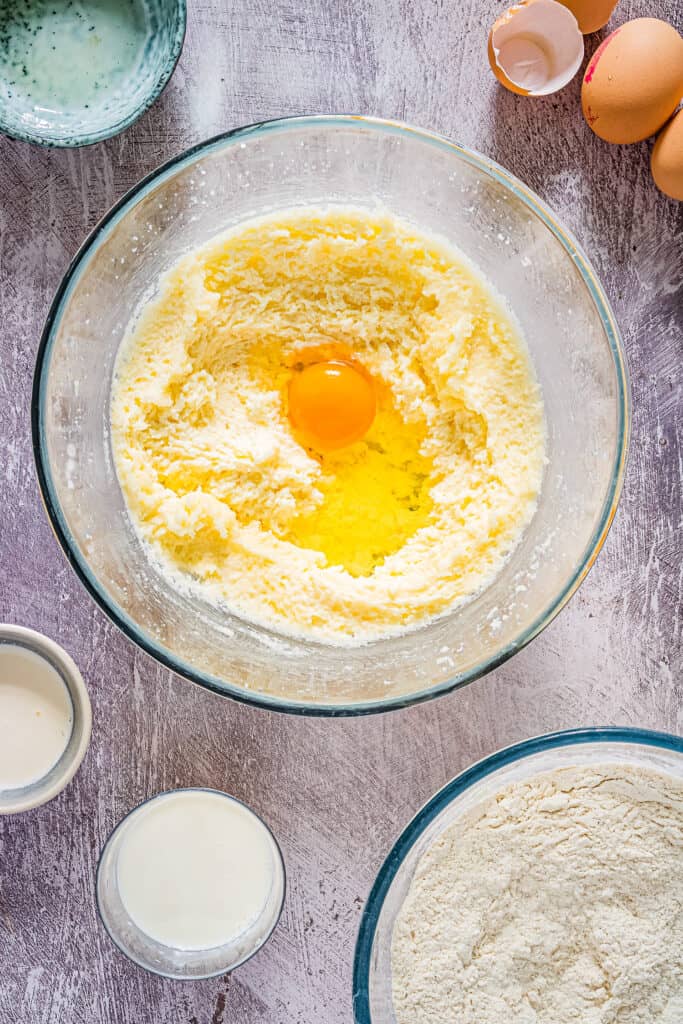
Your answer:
0,644 -> 73,790
116,790 -> 281,951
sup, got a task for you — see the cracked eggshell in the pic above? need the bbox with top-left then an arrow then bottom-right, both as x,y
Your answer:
488,0 -> 584,97
651,108 -> 683,201
556,0 -> 620,35
582,19 -> 683,144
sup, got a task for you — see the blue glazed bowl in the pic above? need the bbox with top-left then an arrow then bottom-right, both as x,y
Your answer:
353,727 -> 683,1023
0,0 -> 186,147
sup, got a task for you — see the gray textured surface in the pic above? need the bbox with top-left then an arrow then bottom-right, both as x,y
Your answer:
1,2 -> 682,1022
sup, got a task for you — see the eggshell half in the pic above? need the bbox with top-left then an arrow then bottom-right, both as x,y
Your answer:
582,19 -> 683,144
651,108 -> 683,200
488,0 -> 584,97
556,0 -> 619,35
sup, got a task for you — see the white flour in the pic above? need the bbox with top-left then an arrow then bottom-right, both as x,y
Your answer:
392,764 -> 683,1023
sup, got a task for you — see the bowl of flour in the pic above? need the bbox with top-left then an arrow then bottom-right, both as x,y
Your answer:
353,728 -> 683,1024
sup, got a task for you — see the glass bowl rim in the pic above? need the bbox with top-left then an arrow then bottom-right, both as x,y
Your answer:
32,114 -> 630,716
352,725 -> 683,1023
95,785 -> 287,980
0,0 -> 187,148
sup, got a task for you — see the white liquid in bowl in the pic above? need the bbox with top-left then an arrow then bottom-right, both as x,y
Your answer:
116,790 -> 279,951
0,644 -> 73,790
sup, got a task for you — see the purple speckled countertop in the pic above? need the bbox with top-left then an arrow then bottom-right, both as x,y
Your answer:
1,2 -> 681,1022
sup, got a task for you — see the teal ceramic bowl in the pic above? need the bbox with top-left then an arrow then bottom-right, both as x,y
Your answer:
0,0 -> 186,147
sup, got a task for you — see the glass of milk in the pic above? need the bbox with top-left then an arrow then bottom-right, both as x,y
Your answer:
0,624 -> 92,814
96,788 -> 286,978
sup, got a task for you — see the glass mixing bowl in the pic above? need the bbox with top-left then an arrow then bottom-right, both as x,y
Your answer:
353,727 -> 683,1023
33,116 -> 629,714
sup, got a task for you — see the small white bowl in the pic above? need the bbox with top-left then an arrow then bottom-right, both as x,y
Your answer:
0,624 -> 92,814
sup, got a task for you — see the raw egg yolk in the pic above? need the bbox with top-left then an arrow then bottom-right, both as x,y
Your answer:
288,360 -> 376,451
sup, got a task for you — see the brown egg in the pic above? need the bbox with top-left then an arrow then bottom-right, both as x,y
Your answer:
651,109 -> 683,201
582,19 -> 683,144
557,0 -> 619,35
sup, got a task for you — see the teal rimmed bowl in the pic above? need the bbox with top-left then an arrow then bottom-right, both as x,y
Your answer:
33,116 -> 629,713
0,0 -> 185,147
353,727 -> 683,1022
